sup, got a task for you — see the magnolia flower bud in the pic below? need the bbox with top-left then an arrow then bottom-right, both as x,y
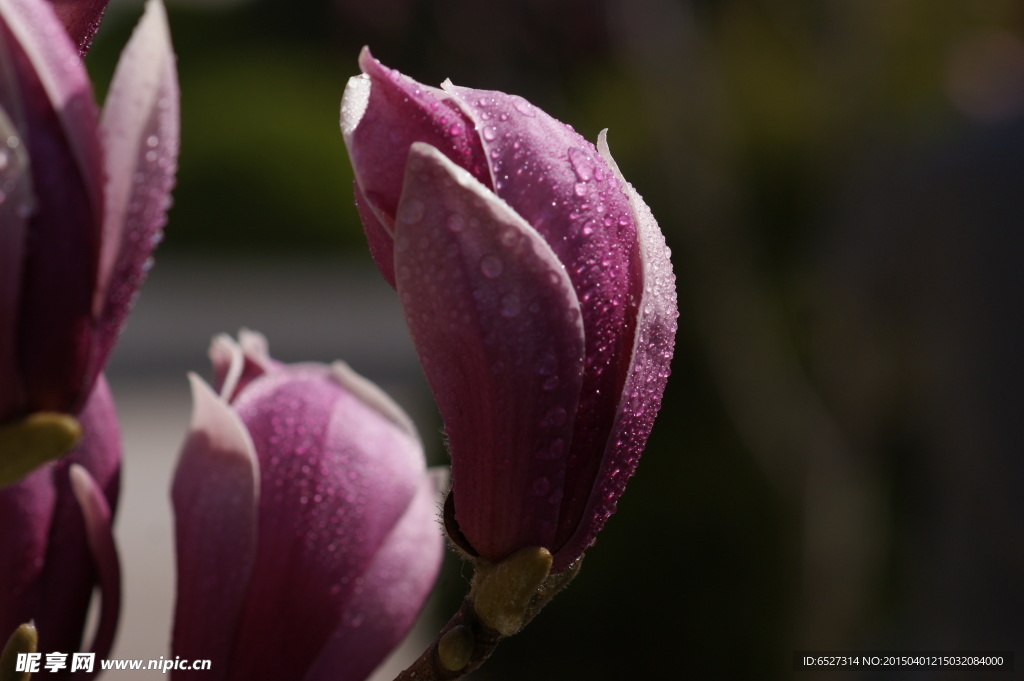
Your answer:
171,331 -> 443,681
0,376 -> 122,678
0,0 -> 178,473
341,49 -> 677,573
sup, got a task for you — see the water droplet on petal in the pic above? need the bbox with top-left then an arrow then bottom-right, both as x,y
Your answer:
568,147 -> 594,181
480,254 -> 503,278
446,213 -> 465,232
500,293 -> 521,317
512,96 -> 536,117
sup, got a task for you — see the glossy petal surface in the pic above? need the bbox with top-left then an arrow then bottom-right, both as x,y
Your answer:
394,143 -> 585,559
171,375 -> 259,680
171,333 -> 442,681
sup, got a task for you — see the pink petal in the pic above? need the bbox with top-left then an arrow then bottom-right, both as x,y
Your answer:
68,462 -> 120,667
342,47 -> 489,231
1,0 -> 103,414
209,331 -> 276,402
0,0 -> 103,213
225,366 -> 425,680
393,142 -> 586,561
555,134 -> 678,570
92,0 -> 178,382
47,0 -> 110,56
353,180 -> 397,287
304,475 -> 443,681
441,85 -> 646,558
171,374 -> 260,680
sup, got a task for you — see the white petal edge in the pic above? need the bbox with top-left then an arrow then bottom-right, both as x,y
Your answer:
94,0 -> 178,313
330,360 -> 420,443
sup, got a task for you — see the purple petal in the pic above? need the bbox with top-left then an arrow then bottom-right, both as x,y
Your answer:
441,85 -> 646,557
91,0 -> 178,387
225,365 -> 425,680
209,331 -> 276,402
0,100 -> 32,419
1,0 -> 104,415
555,134 -> 678,570
0,462 -> 57,647
342,48 -> 489,232
47,0 -> 110,57
32,376 -> 120,656
171,374 -> 259,680
68,462 -> 120,668
393,142 -> 586,561
353,180 -> 397,288
304,475 -> 443,681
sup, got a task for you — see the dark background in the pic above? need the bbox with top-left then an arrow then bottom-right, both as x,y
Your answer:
89,0 -> 1024,679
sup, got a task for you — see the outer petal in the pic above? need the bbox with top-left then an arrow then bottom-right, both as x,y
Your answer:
303,475 -> 444,681
342,48 -> 489,235
33,376 -> 120,661
0,459 -> 56,648
0,0 -> 103,415
353,180 -> 397,287
225,366 -> 425,681
394,142 -> 586,561
209,331 -> 277,402
171,374 -> 259,681
555,134 -> 678,569
47,0 -> 109,56
91,0 -> 178,386
442,84 -> 645,554
68,462 -> 119,670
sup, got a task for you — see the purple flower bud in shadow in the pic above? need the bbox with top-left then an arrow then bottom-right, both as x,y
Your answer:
171,331 -> 444,681
0,375 -> 122,677
0,0 -> 178,426
341,49 -> 678,572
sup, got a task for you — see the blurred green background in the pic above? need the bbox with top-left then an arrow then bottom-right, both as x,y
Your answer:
89,0 -> 1024,679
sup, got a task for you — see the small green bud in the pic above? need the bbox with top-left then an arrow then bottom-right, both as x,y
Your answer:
1,622 -> 38,681
0,413 -> 81,487
437,625 -> 474,672
471,546 -> 553,636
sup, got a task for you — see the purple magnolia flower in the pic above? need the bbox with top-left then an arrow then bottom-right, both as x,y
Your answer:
0,0 -> 178,427
171,331 -> 444,681
0,376 -> 121,676
341,49 -> 677,573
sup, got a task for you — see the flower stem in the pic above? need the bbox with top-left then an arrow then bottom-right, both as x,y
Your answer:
393,549 -> 582,681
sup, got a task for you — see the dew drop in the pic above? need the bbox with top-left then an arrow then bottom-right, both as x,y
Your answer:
541,406 -> 568,427
500,293 -> 521,317
446,213 -> 465,232
574,182 -> 588,197
480,254 -> 503,278
482,126 -> 498,141
567,147 -> 594,181
512,96 -> 536,117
